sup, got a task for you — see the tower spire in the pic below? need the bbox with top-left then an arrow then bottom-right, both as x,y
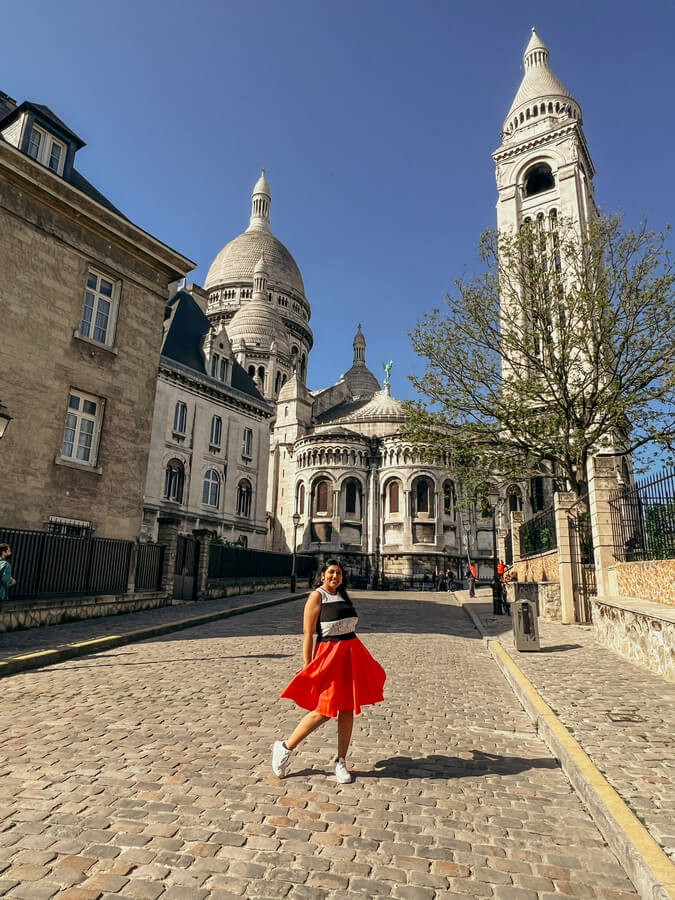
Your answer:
246,168 -> 271,232
353,323 -> 366,366
252,252 -> 268,301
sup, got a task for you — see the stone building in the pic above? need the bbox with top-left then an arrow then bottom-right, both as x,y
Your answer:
191,172 -> 497,580
142,287 -> 273,547
0,88 -> 193,540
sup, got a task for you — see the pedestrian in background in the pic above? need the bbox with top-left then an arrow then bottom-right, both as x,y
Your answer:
0,543 -> 15,600
467,561 -> 476,598
272,559 -> 386,784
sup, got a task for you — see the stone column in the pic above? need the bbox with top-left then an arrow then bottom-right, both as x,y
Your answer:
587,455 -> 621,598
192,529 -> 213,601
126,541 -> 139,594
554,492 -> 577,624
332,488 -> 341,549
157,516 -> 180,601
510,511 -> 523,562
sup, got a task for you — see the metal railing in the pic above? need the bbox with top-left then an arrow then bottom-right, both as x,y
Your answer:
519,506 -> 557,558
208,545 -> 315,580
0,527 -> 132,599
609,467 -> 675,562
135,542 -> 165,592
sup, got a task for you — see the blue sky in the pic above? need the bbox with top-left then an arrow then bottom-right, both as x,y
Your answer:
3,0 -> 674,399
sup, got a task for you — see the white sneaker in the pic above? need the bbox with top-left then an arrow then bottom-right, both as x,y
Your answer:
335,757 -> 352,784
272,740 -> 291,777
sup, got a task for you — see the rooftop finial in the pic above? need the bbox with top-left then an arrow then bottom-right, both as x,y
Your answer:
247,169 -> 271,232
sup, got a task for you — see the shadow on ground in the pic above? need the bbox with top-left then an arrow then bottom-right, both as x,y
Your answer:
287,749 -> 559,781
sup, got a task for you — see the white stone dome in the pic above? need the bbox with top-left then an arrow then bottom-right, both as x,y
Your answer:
204,229 -> 305,296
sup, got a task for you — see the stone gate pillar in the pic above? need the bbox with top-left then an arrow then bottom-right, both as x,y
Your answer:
587,455 -> 620,598
192,529 -> 213,601
157,516 -> 180,600
510,511 -> 523,562
554,491 -> 577,624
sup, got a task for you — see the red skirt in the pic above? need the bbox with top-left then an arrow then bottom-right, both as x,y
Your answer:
280,637 -> 386,717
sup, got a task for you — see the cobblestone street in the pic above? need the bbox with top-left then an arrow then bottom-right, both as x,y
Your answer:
0,593 -> 637,899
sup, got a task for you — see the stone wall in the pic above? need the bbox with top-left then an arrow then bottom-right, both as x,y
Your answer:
510,549 -> 559,583
203,576 -> 298,600
505,581 -> 562,622
0,592 -> 167,634
591,598 -> 674,682
613,560 -> 675,607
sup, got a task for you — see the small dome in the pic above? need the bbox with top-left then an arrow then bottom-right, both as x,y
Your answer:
253,169 -> 270,197
504,29 -> 579,130
344,386 -> 406,423
227,299 -> 290,357
353,323 -> 366,346
343,365 -> 380,398
204,229 -> 305,296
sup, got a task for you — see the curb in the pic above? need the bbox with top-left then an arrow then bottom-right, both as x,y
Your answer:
0,591 -> 308,680
456,596 -> 675,900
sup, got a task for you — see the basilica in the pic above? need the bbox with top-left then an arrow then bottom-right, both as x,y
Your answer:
143,27 -> 598,583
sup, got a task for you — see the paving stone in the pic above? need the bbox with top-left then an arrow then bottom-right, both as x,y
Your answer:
0,593 -> 639,900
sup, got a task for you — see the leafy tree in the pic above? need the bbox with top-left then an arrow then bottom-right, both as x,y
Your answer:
406,215 -> 675,498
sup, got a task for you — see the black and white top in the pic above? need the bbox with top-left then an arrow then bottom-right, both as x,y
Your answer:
315,586 -> 358,642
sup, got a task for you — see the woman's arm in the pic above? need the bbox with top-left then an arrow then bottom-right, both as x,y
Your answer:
301,591 -> 322,666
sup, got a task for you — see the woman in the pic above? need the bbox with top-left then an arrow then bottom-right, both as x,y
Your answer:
272,559 -> 386,784
0,544 -> 13,601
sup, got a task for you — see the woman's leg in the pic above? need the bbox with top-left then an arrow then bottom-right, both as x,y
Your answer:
337,710 -> 354,759
285,711 -> 329,750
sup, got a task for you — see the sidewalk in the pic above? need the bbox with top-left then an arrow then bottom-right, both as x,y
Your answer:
0,587 -> 307,673
455,589 -> 675,871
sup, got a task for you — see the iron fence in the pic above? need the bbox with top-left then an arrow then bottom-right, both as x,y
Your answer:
208,545 -> 315,580
519,506 -> 557,558
609,467 -> 675,562
134,542 -> 165,592
0,527 -> 133,599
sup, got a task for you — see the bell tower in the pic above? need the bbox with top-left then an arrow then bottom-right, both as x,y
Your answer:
494,29 -> 596,235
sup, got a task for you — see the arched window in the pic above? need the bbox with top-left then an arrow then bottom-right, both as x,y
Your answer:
237,480 -> 252,517
248,364 -> 255,379
275,371 -> 281,393
345,481 -> 358,515
416,480 -> 429,513
300,353 -> 306,380
443,480 -> 456,518
388,480 -> 400,514
257,366 -> 265,386
315,480 -> 330,514
296,483 -> 305,515
210,415 -> 222,448
202,469 -> 220,507
524,163 -> 554,197
164,459 -> 184,503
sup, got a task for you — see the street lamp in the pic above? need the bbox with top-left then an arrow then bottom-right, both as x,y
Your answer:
0,401 -> 12,440
290,512 -> 301,592
487,486 -> 504,615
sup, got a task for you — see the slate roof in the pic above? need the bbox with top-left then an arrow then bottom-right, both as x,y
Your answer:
162,291 -> 268,407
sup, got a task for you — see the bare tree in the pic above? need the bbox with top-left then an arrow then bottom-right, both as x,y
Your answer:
406,215 -> 675,497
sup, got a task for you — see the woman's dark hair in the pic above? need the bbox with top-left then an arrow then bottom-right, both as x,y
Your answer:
313,558 -> 353,603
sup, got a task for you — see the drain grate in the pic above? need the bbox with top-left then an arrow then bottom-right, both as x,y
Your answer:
606,710 -> 646,723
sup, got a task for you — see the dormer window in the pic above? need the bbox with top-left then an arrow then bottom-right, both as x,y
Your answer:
26,124 -> 66,175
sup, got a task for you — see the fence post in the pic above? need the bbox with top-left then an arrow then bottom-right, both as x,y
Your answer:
554,492 -> 577,624
192,529 -> 212,600
586,455 -> 620,598
510,511 -> 523,562
157,516 -> 180,600
126,542 -> 139,594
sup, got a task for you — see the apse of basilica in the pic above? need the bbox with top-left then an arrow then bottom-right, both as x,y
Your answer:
145,27 -> 599,582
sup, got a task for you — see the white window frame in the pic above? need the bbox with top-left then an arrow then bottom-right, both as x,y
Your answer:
78,269 -> 120,348
173,401 -> 188,436
202,469 -> 220,507
60,389 -> 104,467
26,124 -> 66,176
242,426 -> 253,460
